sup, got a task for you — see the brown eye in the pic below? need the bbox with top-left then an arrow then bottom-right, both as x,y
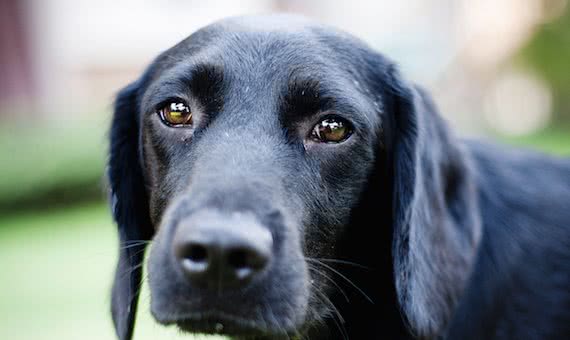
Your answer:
311,116 -> 352,143
158,101 -> 192,127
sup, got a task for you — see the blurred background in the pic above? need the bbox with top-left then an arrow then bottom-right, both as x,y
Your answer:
0,0 -> 568,339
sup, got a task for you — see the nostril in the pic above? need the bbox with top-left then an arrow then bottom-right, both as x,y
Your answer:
186,243 -> 208,263
176,242 -> 210,275
227,249 -> 248,269
228,249 -> 252,280
227,247 -> 269,278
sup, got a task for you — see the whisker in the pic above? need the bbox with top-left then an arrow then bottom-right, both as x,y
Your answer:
119,241 -> 151,251
311,284 -> 348,340
123,239 -> 152,245
118,261 -> 145,278
308,264 -> 349,302
123,247 -> 148,260
306,258 -> 374,304
131,272 -> 150,304
263,301 -> 290,340
311,258 -> 371,270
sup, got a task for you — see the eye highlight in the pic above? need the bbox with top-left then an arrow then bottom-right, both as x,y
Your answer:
157,101 -> 193,127
310,116 -> 353,143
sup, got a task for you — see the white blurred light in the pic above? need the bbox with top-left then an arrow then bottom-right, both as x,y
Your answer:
483,70 -> 552,136
458,0 -> 542,67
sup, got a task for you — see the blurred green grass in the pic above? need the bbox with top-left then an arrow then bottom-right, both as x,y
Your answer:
502,129 -> 570,156
0,203 -> 224,340
0,120 -> 107,211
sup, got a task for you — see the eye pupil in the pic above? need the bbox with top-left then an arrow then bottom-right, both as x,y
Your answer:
159,101 -> 192,126
312,117 -> 351,143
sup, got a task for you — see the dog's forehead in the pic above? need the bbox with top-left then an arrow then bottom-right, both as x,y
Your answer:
156,14 -> 366,73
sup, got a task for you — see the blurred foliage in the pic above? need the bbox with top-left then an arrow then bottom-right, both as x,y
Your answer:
503,128 -> 570,155
518,2 -> 570,124
0,119 -> 107,213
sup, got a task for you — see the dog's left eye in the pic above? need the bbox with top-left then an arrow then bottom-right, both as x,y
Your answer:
157,101 -> 193,127
310,116 -> 353,143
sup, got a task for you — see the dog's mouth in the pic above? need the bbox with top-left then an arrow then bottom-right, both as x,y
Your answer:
168,311 -> 297,339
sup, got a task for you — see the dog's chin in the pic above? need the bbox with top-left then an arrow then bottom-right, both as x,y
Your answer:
179,316 -> 294,339
156,311 -> 300,339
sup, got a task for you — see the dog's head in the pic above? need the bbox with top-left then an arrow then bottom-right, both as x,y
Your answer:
109,15 -> 481,340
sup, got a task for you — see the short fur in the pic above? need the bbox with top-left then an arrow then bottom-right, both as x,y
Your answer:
108,14 -> 570,340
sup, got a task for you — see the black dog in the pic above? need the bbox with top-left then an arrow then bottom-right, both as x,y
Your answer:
108,15 -> 570,340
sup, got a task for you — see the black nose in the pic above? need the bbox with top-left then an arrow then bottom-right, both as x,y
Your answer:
173,211 -> 273,290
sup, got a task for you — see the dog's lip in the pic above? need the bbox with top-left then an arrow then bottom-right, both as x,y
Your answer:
158,310 -> 293,337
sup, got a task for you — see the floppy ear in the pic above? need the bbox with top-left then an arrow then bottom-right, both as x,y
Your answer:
108,81 -> 153,340
386,66 -> 482,337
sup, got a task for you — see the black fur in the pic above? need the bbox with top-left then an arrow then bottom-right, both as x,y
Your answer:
108,14 -> 570,340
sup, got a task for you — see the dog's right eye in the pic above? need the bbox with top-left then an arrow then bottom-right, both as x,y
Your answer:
310,116 -> 353,143
157,101 -> 193,127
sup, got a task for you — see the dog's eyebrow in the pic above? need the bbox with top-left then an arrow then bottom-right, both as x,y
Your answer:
282,76 -> 324,118
281,74 -> 371,129
144,63 -> 225,113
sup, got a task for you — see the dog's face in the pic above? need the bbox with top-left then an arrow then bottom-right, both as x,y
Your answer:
109,14 -> 482,340
143,16 -> 383,337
